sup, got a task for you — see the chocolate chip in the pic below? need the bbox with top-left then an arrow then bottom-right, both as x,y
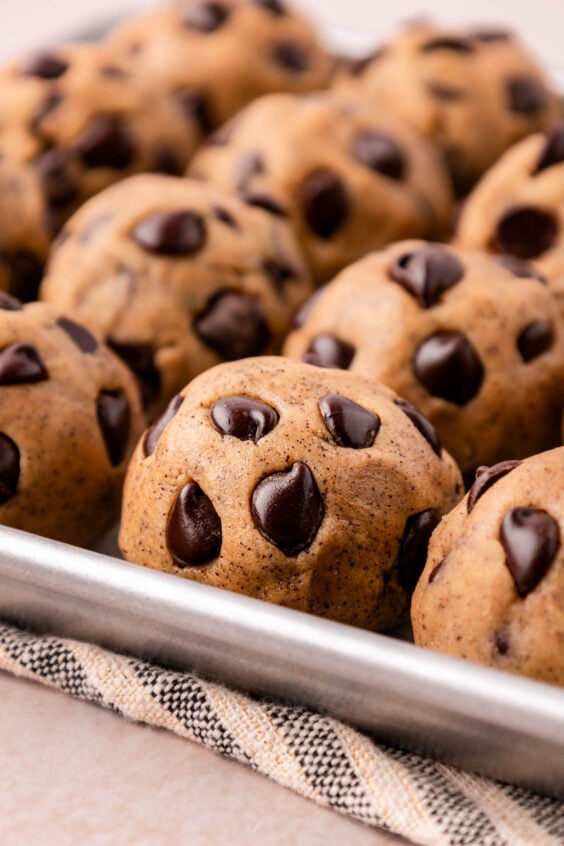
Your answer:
107,339 -> 161,409
494,628 -> 510,656
535,123 -> 564,174
506,76 -> 546,116
469,28 -> 511,43
9,251 -> 43,302
251,462 -> 323,556
176,89 -> 214,135
413,331 -> 484,405
293,288 -> 323,329
420,36 -> 475,53
210,395 -> 279,442
236,152 -> 265,192
426,83 -> 465,101
254,0 -> 287,14
36,148 -> 78,208
467,460 -> 522,513
242,192 -> 287,217
77,115 -> 135,169
151,146 -> 182,176
300,170 -> 349,239
428,557 -> 446,584
96,390 -> 131,466
394,398 -> 442,456
166,482 -> 222,566
184,2 -> 230,31
0,343 -> 48,385
57,317 -> 98,354
0,433 -> 20,505
272,42 -> 310,74
495,254 -> 546,282
21,52 -> 68,79
319,394 -> 380,449
397,509 -> 440,595
143,395 -> 184,457
214,206 -> 238,228
390,245 -> 464,308
351,130 -> 406,180
517,320 -> 554,363
500,507 -> 559,596
302,334 -> 355,369
262,259 -> 296,292
132,210 -> 207,256
493,206 -> 558,260
0,292 -> 22,311
195,291 -> 271,359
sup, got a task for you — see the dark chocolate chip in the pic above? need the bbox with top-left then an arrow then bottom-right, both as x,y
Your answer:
506,76 -> 546,116
469,28 -> 511,43
96,390 -> 131,466
166,482 -> 222,566
183,2 -> 230,32
293,287 -> 323,329
57,317 -> 98,354
262,259 -> 296,292
21,52 -> 68,79
500,507 -> 559,596
495,254 -> 546,282
349,47 -> 386,76
151,146 -> 183,176
302,334 -> 355,369
272,42 -> 310,74
351,130 -> 406,180
242,192 -> 287,217
319,394 -> 380,449
420,36 -> 475,53
236,152 -> 265,192
397,509 -> 440,595
535,123 -> 564,174
428,557 -> 446,583
132,210 -> 207,256
253,0 -> 287,14
143,394 -> 184,457
426,82 -> 465,101
77,115 -> 135,170
210,395 -> 279,442
394,398 -> 442,456
106,339 -> 161,409
0,343 -> 48,385
390,245 -> 464,308
0,433 -> 20,505
413,331 -> 484,405
494,628 -> 510,656
176,89 -> 215,135
517,320 -> 554,362
251,462 -> 323,556
0,292 -> 22,311
35,148 -> 78,208
494,206 -> 558,260
214,206 -> 238,228
9,251 -> 43,303
300,170 -> 349,239
195,291 -> 271,359
467,460 -> 522,513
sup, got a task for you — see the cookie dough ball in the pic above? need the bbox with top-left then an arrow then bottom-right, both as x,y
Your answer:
336,22 -> 558,195
0,297 -> 144,545
412,449 -> 564,686
108,0 -> 333,128
41,175 -> 312,418
284,241 -> 564,476
0,42 -> 200,299
120,357 -> 463,630
189,92 -> 453,282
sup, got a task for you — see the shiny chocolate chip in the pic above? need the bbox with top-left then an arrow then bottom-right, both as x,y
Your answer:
272,41 -> 309,73
467,460 -> 522,513
77,115 -> 135,169
242,192 -> 287,217
143,395 -> 184,457
0,343 -> 48,385
96,390 -> 131,466
319,394 -> 380,449
107,339 -> 161,409
535,123 -> 564,174
236,152 -> 264,192
300,170 -> 349,239
262,259 -> 296,292
426,83 -> 465,101
494,206 -> 558,260
36,148 -> 78,208
420,36 -> 475,53
251,462 -> 323,556
506,76 -> 546,116
176,89 -> 214,135
495,254 -> 545,282
132,210 -> 207,256
0,292 -> 22,311
390,245 -> 464,308
517,320 -> 554,363
195,291 -> 271,359
394,398 -> 442,456
0,433 -> 20,505
166,482 -> 222,566
184,2 -> 230,31
210,396 -> 278,443
254,0 -> 287,14
500,507 -> 559,596
302,334 -> 355,369
21,52 -> 68,79
352,130 -> 406,180
428,557 -> 446,584
413,331 -> 484,405
397,509 -> 440,595
57,317 -> 98,354
9,251 -> 43,303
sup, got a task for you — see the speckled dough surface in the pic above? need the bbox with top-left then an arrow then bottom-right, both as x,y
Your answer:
412,448 -> 564,687
335,22 -> 558,195
119,357 -> 463,631
41,175 -> 312,418
0,297 -> 144,545
284,241 -> 564,476
189,92 -> 453,282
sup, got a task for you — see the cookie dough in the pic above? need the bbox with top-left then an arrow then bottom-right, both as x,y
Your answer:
335,21 -> 558,195
0,297 -> 144,545
189,92 -> 453,282
412,448 -> 564,687
119,356 -> 463,630
41,174 -> 312,418
283,241 -> 564,476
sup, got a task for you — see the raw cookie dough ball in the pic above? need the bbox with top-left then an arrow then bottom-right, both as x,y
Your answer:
0,296 -> 144,545
284,241 -> 564,476
336,22 -> 558,195
119,356 -> 463,630
108,0 -> 333,128
0,42 -> 201,299
189,92 -> 453,283
41,175 -> 313,418
412,449 -> 564,686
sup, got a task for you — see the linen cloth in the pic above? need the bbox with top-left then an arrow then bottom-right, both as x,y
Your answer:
0,620 -> 562,846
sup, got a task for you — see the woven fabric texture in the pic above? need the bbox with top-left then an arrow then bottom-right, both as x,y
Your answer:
0,621 -> 562,846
